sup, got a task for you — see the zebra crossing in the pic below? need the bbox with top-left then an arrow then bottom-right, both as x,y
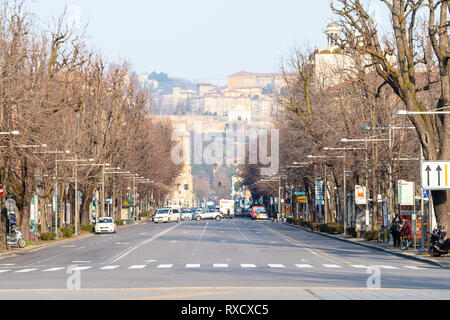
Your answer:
0,263 -> 430,275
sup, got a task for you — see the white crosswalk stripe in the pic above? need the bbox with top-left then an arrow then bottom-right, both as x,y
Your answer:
268,264 -> 285,268
157,264 -> 173,269
241,264 -> 257,268
100,266 -> 120,270
213,264 -> 228,268
129,265 -> 146,269
350,265 -> 370,269
378,265 -> 400,270
322,264 -> 342,269
15,269 -> 38,273
296,264 -> 313,269
70,266 -> 92,271
42,267 -> 65,272
186,264 -> 201,268
404,266 -> 426,270
0,270 -> 11,273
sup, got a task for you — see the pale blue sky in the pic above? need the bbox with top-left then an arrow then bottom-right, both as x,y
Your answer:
28,0 -> 385,83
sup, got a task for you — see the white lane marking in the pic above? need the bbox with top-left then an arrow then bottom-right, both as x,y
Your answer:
241,264 -> 257,268
129,265 -> 146,270
378,265 -> 400,270
108,223 -> 182,264
191,222 -> 208,257
186,264 -> 201,268
115,243 -> 130,245
100,266 -> 120,270
73,246 -> 86,251
15,268 -> 38,273
0,264 -> 15,266
323,264 -> 342,269
170,241 -> 178,243
145,260 -> 157,264
0,270 -> 11,274
72,261 -> 91,264
157,264 -> 173,269
231,222 -> 249,241
42,267 -> 65,272
350,265 -> 370,269
404,266 -> 426,270
70,266 -> 92,271
213,264 -> 228,268
35,256 -> 57,265
295,264 -> 313,269
268,264 -> 285,268
62,245 -> 77,248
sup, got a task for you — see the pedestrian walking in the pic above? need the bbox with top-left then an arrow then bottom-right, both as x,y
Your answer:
390,215 -> 403,248
401,218 -> 411,250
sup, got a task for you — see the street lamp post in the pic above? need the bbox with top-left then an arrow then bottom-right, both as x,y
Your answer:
362,125 -> 416,225
56,157 -> 94,235
341,137 -> 390,231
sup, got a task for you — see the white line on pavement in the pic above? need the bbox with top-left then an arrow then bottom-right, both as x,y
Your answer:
213,264 -> 228,268
268,264 -> 285,268
129,265 -> 146,269
295,264 -> 313,268
241,264 -> 257,268
322,264 -> 343,269
186,264 -> 201,268
378,266 -> 400,270
108,223 -> 182,264
15,269 -> 38,273
0,270 -> 10,273
157,264 -> 173,269
100,266 -> 120,270
42,268 -> 65,272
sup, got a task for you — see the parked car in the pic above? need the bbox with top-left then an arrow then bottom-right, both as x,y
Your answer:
153,208 -> 181,223
180,209 -> 193,221
94,217 -> 117,234
193,209 -> 222,222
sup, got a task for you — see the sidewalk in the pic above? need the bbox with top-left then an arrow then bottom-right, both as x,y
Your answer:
0,220 -> 147,260
284,222 -> 450,269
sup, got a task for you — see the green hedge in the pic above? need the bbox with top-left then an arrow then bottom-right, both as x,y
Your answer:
39,232 -> 56,241
81,224 -> 95,232
287,219 -> 344,234
59,227 -> 75,238
364,230 -> 379,241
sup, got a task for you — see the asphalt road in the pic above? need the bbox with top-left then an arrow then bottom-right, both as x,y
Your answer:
0,217 -> 449,300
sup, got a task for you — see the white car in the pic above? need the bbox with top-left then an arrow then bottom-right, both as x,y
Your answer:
153,208 -> 181,223
95,217 -> 117,234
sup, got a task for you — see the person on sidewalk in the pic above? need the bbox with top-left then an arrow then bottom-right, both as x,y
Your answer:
390,215 -> 403,248
401,218 -> 411,250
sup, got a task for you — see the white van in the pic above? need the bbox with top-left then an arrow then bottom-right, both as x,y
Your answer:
153,208 -> 181,223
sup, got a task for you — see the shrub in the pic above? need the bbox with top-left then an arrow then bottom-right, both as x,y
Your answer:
81,224 -> 94,232
39,232 -> 56,241
347,227 -> 357,238
326,223 -> 344,234
311,223 -> 320,231
116,220 -> 125,226
364,230 -> 380,241
59,227 -> 74,238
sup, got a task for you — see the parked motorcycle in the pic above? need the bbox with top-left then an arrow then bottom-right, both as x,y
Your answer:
7,225 -> 26,248
429,225 -> 450,257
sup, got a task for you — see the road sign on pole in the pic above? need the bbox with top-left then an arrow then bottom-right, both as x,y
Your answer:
421,161 -> 450,190
0,185 -> 3,197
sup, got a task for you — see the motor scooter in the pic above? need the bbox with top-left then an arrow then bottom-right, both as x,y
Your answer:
7,225 -> 26,248
429,225 -> 450,257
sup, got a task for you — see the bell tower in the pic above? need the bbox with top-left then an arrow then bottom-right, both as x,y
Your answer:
326,20 -> 341,50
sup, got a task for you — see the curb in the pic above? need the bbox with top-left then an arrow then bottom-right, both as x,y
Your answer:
0,221 -> 147,259
284,223 -> 449,269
